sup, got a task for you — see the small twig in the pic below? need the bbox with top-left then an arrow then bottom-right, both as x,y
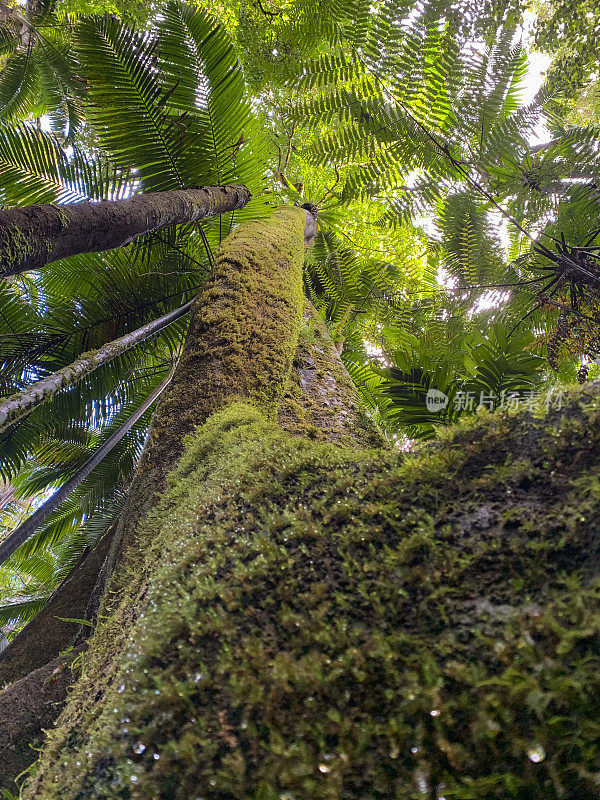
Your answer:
253,0 -> 281,20
283,122 -> 296,173
316,165 -> 341,206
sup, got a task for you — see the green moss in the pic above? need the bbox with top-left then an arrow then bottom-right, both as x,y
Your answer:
48,203 -> 71,229
24,386 -> 600,799
0,225 -> 35,276
144,207 -> 306,470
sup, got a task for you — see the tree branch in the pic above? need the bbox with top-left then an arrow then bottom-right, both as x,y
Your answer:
0,302 -> 191,434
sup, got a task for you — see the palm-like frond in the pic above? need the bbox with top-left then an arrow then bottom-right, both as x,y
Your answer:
76,5 -> 266,196
0,122 -> 134,205
380,319 -> 546,438
0,594 -> 47,632
437,191 -> 507,286
0,4 -> 85,136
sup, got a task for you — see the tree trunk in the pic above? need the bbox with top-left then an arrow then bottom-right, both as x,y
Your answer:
0,481 -> 15,509
0,372 -> 171,565
0,649 -> 83,790
0,184 -> 250,277
0,302 -> 190,435
6,209 -> 600,799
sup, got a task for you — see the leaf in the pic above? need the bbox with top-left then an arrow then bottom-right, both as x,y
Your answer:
55,616 -> 93,627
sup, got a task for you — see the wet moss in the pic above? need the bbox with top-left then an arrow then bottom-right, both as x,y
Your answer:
24,384 -> 600,799
98,207 -> 308,582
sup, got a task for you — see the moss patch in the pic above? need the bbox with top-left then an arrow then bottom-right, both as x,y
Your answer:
0,225 -> 35,277
24,385 -> 600,799
145,206 -> 306,471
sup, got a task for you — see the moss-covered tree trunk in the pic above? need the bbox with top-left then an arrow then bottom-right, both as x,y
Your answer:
4,208 -> 600,799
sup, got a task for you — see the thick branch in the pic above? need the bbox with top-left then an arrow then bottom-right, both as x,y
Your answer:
0,184 -> 251,278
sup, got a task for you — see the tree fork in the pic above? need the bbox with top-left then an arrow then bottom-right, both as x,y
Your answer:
4,206 -> 386,795
0,206 -> 321,682
0,184 -> 251,278
6,205 -> 600,798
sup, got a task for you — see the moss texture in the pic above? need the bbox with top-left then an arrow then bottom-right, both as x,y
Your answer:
144,205 -> 306,471
23,383 -> 600,799
0,225 -> 35,276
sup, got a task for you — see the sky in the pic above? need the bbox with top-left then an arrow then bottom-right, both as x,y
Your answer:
521,9 -> 553,144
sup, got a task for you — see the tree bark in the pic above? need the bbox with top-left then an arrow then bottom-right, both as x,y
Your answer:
277,301 -> 386,449
97,206 -> 310,586
0,648 -> 83,794
8,208 -> 600,799
0,184 -> 250,278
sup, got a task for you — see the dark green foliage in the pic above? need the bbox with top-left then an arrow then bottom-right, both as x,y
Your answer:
437,192 -> 506,287
379,321 -> 546,437
534,0 -> 600,117
75,8 -> 260,194
285,0 -> 600,382
0,2 -> 84,139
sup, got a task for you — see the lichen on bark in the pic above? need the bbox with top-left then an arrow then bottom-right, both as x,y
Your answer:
22,383 -> 600,799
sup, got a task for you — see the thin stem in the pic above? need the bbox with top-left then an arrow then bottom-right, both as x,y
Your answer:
0,300 -> 193,434
0,372 -> 173,566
